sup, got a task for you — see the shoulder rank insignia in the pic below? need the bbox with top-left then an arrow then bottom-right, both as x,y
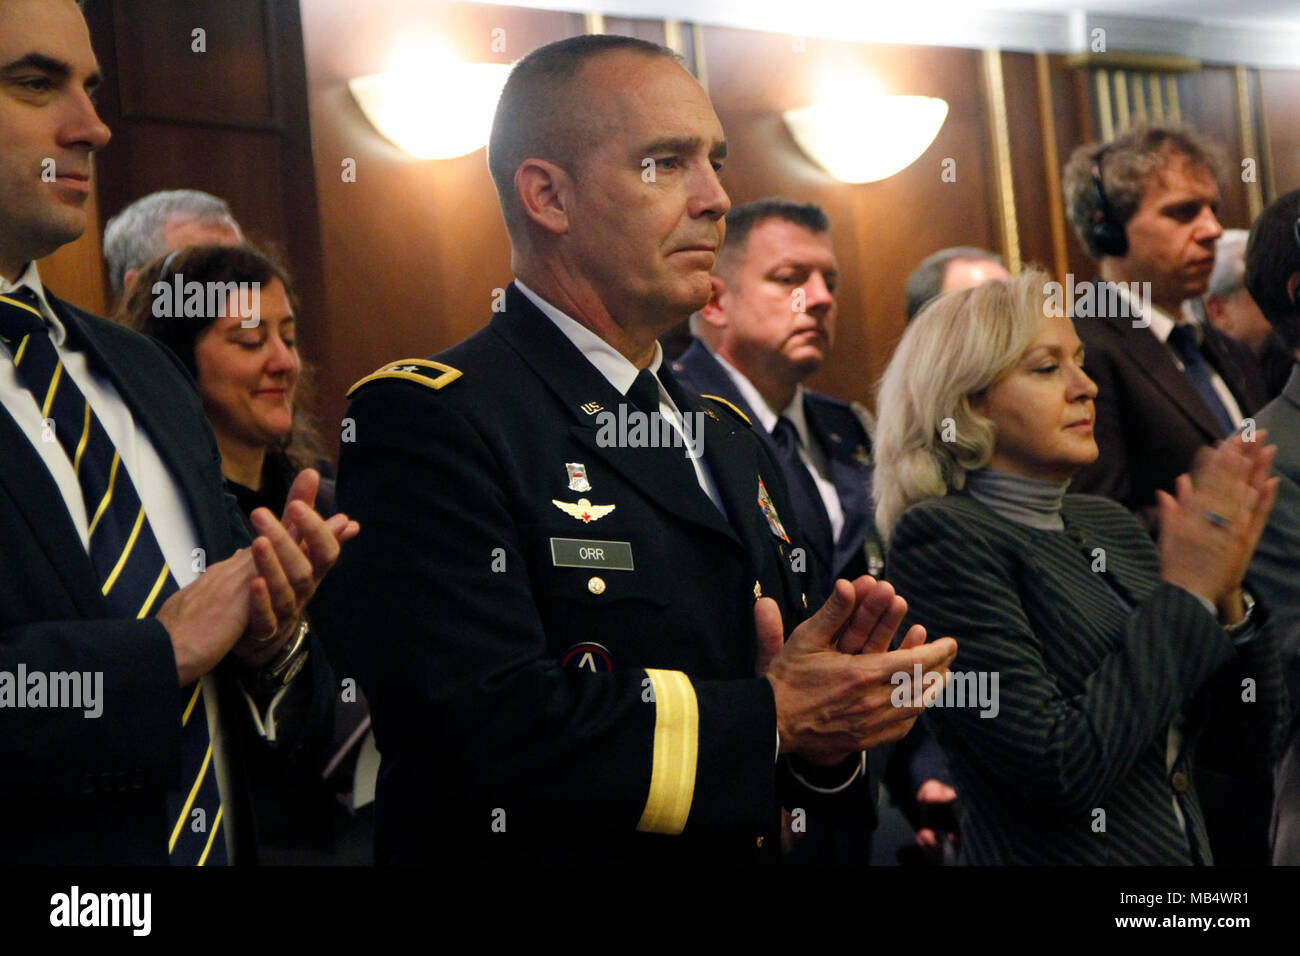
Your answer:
756,477 -> 790,542
700,394 -> 752,427
347,358 -> 462,397
552,498 -> 615,523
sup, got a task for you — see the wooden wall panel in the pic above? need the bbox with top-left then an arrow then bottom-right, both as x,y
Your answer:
111,0 -> 276,126
1180,66 -> 1251,230
37,186 -> 107,316
700,29 -> 997,405
82,0 -> 327,367
295,1 -> 1300,432
1048,55 -> 1100,286
300,0 -> 570,438
1002,52 -> 1054,277
1260,69 -> 1300,195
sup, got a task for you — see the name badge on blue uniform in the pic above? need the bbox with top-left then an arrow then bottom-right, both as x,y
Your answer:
550,538 -> 634,571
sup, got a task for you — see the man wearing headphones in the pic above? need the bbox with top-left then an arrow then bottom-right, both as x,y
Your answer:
1062,126 -> 1267,532
1062,126 -> 1273,865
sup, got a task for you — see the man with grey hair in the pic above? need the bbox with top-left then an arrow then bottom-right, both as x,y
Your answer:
903,246 -> 1008,320
102,188 -> 242,298
1202,228 -> 1291,399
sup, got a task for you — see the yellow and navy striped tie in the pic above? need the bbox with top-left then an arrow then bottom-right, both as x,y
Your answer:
0,287 -> 226,865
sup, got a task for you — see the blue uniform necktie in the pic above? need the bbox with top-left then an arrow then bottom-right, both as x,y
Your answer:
0,288 -> 226,865
771,415 -> 835,567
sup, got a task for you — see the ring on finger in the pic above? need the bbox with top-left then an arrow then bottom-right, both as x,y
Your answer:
1204,509 -> 1232,529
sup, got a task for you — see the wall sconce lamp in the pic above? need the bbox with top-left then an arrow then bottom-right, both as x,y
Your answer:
783,89 -> 949,184
349,43 -> 511,160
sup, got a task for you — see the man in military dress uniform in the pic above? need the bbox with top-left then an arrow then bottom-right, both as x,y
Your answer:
323,35 -> 956,865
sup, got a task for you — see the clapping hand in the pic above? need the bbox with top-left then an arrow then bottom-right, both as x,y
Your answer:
1157,431 -> 1277,623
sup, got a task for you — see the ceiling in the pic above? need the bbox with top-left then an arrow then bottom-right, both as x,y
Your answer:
469,0 -> 1300,66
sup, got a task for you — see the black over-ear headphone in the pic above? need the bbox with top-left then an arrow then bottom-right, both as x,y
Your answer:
1089,145 -> 1128,258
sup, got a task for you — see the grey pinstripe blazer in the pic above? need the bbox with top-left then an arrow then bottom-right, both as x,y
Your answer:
887,492 -> 1287,865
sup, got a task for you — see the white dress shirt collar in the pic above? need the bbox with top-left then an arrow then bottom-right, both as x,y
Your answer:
515,279 -> 663,395
1113,283 -> 1198,345
706,340 -> 809,444
0,262 -> 67,346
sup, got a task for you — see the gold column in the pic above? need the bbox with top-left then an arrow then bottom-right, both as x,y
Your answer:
1235,65 -> 1263,221
1096,69 -> 1114,142
1258,83 -> 1277,204
691,22 -> 709,93
1113,70 -> 1130,131
1148,74 -> 1164,122
662,18 -> 683,55
1130,72 -> 1147,125
1165,74 -> 1181,122
982,49 -> 1021,273
1035,53 -> 1069,281
584,12 -> 605,34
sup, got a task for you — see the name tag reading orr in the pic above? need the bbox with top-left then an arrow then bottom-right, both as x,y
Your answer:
550,538 -> 634,571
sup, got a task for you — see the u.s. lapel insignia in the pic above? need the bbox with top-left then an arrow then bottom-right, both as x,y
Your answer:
852,443 -> 872,465
565,462 -> 592,492
580,401 -> 604,415
552,498 -> 616,523
756,477 -> 790,543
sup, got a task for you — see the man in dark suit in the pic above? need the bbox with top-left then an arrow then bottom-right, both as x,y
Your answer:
323,35 -> 956,865
1063,126 -> 1268,530
1243,188 -> 1300,863
1062,124 -> 1272,864
672,197 -> 954,862
0,0 -> 353,864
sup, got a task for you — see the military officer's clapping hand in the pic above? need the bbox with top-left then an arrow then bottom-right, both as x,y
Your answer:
755,577 -> 957,766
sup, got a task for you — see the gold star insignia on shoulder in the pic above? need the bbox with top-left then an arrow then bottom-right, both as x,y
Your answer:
552,498 -> 616,523
700,394 -> 752,427
347,358 -> 461,397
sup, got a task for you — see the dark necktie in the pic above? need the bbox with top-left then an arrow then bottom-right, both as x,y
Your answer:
1168,324 -> 1235,437
0,288 -> 226,865
627,368 -> 662,416
771,415 -> 834,567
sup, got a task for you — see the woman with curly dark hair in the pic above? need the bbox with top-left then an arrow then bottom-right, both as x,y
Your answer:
119,242 -> 373,864
118,243 -> 330,512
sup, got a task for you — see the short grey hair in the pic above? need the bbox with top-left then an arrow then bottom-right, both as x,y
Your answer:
874,269 -> 1051,540
1207,229 -> 1248,299
102,190 -> 237,295
904,246 -> 1005,320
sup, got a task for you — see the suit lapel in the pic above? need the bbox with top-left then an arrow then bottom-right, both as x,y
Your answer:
0,407 -> 104,614
1201,325 -> 1261,416
53,296 -> 229,553
1112,315 -> 1225,440
493,287 -> 739,544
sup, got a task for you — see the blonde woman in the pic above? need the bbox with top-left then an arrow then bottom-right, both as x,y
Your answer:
875,270 -> 1286,864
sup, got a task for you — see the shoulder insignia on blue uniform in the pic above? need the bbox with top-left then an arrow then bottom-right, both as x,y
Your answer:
347,359 -> 462,397
700,394 -> 751,427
